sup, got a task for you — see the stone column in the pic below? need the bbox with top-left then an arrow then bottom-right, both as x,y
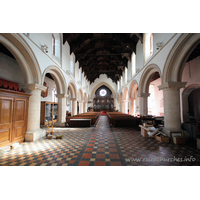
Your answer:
120,101 -> 124,112
124,100 -> 128,114
113,98 -> 117,110
129,98 -> 136,115
54,94 -> 68,127
19,83 -> 47,142
71,98 -> 77,116
137,93 -> 150,116
158,82 -> 187,131
79,100 -> 84,114
83,101 -> 87,112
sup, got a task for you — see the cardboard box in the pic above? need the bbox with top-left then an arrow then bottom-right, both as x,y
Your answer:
173,136 -> 186,144
143,123 -> 153,127
139,125 -> 152,137
154,134 -> 169,143
141,128 -> 149,137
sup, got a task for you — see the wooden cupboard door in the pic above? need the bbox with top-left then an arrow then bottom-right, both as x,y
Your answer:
12,98 -> 27,142
0,97 -> 13,147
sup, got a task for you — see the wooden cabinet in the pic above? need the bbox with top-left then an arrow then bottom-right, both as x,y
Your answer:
0,89 -> 30,147
40,101 -> 58,125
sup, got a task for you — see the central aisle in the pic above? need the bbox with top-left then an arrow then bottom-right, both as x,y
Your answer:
76,115 -> 126,166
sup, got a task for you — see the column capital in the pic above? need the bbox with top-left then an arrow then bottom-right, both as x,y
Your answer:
70,98 -> 77,101
129,97 -> 136,100
56,93 -> 68,98
78,100 -> 84,103
158,82 -> 187,91
19,83 -> 47,92
137,93 -> 150,97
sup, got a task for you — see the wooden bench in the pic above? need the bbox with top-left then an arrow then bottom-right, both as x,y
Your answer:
70,119 -> 92,127
107,112 -> 138,127
66,112 -> 100,127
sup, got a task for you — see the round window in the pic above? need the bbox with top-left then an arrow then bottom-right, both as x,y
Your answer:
100,89 -> 107,96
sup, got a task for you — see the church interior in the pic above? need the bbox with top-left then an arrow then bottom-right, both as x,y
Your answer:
1,33 -> 200,167
0,5 -> 200,198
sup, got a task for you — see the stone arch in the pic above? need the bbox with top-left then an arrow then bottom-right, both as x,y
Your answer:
129,80 -> 138,98
84,93 -> 88,101
42,65 -> 67,94
138,63 -> 162,94
91,82 -> 116,99
123,87 -> 129,100
123,87 -> 129,114
0,33 -> 42,84
68,80 -> 77,99
163,33 -> 200,84
129,80 -> 139,115
78,88 -> 84,101
182,84 -> 200,122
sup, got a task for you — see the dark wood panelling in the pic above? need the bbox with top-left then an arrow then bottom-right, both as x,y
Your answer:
0,89 -> 30,147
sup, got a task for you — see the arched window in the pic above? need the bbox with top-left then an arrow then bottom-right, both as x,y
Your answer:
52,33 -> 61,64
150,33 -> 153,55
117,81 -> 120,91
79,67 -> 82,83
120,76 -> 123,88
124,67 -> 127,84
52,34 -> 55,56
131,52 -> 136,76
70,54 -> 75,78
144,33 -> 153,62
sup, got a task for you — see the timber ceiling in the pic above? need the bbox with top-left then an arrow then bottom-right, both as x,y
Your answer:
63,33 -> 143,84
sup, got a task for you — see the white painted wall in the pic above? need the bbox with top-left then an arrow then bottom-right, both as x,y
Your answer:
148,78 -> 164,116
0,53 -> 24,84
18,33 -> 186,112
136,40 -> 143,71
89,74 -> 117,100
62,42 -> 70,72
127,60 -> 132,82
75,61 -> 79,82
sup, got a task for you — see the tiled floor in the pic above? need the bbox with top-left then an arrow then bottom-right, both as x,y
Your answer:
1,115 -> 200,166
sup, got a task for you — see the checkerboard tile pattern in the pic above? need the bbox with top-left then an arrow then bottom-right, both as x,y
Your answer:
1,116 -> 200,166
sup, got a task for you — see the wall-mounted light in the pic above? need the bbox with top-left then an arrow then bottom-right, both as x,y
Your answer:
41,44 -> 48,53
156,42 -> 163,50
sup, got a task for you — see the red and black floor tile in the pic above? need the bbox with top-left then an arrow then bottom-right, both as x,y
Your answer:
0,116 -> 200,166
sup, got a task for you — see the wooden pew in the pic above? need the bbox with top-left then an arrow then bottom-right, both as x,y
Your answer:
66,112 -> 100,127
107,112 -> 138,127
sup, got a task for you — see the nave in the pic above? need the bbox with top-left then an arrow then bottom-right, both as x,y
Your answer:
0,116 -> 200,166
